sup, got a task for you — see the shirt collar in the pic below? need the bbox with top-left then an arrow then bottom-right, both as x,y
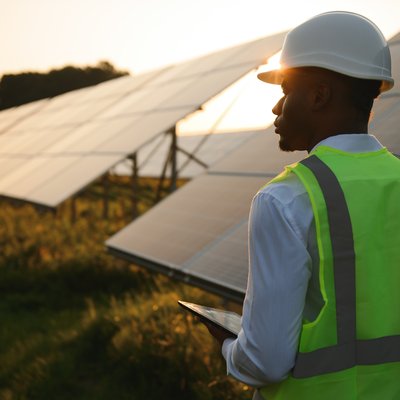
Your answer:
311,134 -> 384,153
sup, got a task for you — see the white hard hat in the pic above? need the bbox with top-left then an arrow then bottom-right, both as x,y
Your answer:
258,11 -> 394,92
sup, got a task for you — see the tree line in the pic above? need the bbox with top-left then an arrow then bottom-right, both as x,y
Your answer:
0,61 -> 129,111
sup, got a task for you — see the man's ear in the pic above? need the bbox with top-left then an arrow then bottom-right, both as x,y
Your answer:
311,82 -> 331,111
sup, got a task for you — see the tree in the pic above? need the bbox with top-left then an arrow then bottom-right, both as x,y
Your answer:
0,61 -> 129,110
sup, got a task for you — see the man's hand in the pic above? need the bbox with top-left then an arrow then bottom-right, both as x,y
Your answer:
199,319 -> 236,347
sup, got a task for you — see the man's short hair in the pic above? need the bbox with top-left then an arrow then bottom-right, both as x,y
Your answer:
296,67 -> 381,121
343,76 -> 381,120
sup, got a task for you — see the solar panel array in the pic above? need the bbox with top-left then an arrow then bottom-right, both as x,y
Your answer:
106,32 -> 400,302
0,31 -> 286,208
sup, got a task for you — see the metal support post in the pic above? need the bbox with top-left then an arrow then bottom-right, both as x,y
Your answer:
102,173 -> 109,219
70,196 -> 77,223
129,153 -> 139,218
156,138 -> 172,202
169,127 -> 178,193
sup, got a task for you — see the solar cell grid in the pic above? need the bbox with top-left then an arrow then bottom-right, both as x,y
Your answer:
390,32 -> 400,43
45,98 -> 115,128
81,68 -> 170,99
131,132 -> 245,178
0,131 -> 28,153
98,76 -> 196,118
0,156 -> 81,198
143,42 -> 247,86
164,63 -> 260,110
209,126 -> 305,175
182,219 -> 249,293
0,100 -> 49,133
388,42 -> 400,91
106,174 -> 264,265
225,34 -> 285,68
0,158 -> 29,181
27,154 -> 122,207
0,108 -> 24,133
371,100 -> 400,151
192,131 -> 256,162
5,126 -> 75,155
44,86 -> 98,111
79,75 -> 136,99
175,132 -> 258,178
136,133 -> 168,165
54,116 -> 142,154
94,106 -> 196,153
7,107 -> 64,131
370,96 -> 400,128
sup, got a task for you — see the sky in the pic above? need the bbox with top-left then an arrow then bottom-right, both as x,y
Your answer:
0,0 -> 399,76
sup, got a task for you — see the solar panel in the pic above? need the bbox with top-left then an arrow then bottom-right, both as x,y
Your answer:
0,156 -> 81,199
371,100 -> 400,151
43,117 -> 142,154
0,31 -> 287,208
27,155 -> 123,206
210,126 -> 306,175
388,36 -> 400,92
0,158 -> 28,181
93,107 -> 196,153
0,131 -> 31,153
183,220 -> 249,294
0,126 -> 75,156
371,34 -> 400,149
0,100 -> 48,134
164,64 -> 260,109
106,173 -> 267,300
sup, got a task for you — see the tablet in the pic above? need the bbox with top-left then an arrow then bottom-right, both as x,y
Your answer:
178,300 -> 241,337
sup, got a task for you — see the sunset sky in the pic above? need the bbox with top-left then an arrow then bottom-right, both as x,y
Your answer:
1,0 -> 399,133
1,0 -> 399,76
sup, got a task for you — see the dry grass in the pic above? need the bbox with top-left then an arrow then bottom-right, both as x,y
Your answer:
0,177 -> 251,400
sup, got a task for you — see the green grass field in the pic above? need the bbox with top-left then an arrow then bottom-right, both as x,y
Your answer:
0,177 -> 251,400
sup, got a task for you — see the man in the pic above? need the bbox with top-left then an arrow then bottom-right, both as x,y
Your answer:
203,11 -> 400,399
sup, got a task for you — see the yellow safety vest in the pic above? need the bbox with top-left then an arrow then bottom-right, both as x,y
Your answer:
260,146 -> 400,399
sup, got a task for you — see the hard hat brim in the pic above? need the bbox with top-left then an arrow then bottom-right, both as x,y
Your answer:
257,69 -> 283,85
257,67 -> 394,93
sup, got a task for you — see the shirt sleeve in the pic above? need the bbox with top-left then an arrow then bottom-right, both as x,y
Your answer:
222,185 -> 312,386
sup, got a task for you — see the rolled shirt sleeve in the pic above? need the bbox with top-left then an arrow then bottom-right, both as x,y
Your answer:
222,177 -> 313,386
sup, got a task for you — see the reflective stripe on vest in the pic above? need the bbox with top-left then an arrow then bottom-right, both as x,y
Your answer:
292,155 -> 400,378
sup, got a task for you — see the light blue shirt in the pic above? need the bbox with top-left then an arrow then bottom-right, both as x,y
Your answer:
222,134 -> 385,388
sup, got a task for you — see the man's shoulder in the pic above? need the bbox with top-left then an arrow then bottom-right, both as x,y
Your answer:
252,170 -> 314,238
256,170 -> 308,206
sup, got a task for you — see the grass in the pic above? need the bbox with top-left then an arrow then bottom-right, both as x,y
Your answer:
0,177 -> 251,400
